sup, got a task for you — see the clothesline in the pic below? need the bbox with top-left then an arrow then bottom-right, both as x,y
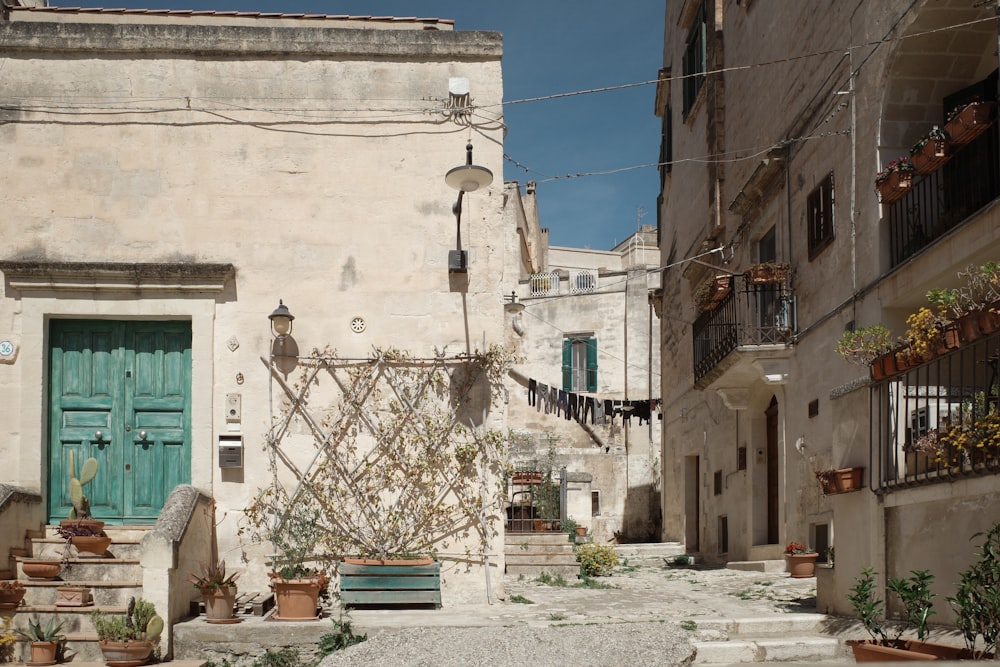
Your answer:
527,377 -> 661,427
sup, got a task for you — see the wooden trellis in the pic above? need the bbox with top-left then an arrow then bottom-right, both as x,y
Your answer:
255,346 -> 510,602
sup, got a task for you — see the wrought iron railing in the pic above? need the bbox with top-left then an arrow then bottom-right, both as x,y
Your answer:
692,279 -> 795,383
870,329 -> 1000,492
529,272 -> 559,297
886,123 -> 1000,267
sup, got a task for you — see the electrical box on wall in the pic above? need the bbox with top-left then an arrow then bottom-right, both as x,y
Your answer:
226,393 -> 242,422
218,434 -> 243,468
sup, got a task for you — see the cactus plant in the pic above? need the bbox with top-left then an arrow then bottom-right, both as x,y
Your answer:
67,450 -> 99,519
91,597 -> 163,643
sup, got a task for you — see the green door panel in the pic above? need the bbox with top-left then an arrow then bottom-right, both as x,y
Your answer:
49,320 -> 191,524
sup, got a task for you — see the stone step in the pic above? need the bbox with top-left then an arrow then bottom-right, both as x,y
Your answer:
614,542 -> 686,561
504,563 -> 581,578
21,580 -> 142,607
505,552 -> 579,566
17,557 -> 141,583
32,537 -> 142,561
43,525 -> 152,543
504,534 -> 575,547
692,636 -> 846,664
726,560 -> 786,573
694,614 -> 829,637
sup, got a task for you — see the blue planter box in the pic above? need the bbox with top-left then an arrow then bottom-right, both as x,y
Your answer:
339,560 -> 441,609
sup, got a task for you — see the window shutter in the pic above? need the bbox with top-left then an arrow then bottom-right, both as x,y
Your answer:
586,337 -> 598,392
562,339 -> 572,391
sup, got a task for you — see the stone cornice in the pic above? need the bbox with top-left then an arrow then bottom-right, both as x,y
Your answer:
0,261 -> 234,293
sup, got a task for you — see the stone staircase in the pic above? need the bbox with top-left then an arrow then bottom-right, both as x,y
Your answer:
690,614 -> 850,664
504,531 -> 580,578
8,525 -> 150,663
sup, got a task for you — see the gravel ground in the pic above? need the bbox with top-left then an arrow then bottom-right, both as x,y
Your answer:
319,561 -> 819,666
319,622 -> 694,666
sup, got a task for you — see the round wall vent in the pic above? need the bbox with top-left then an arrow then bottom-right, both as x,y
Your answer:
350,316 -> 366,334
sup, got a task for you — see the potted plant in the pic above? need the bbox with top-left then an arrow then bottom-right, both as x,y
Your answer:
61,453 -> 103,532
90,597 -> 163,667
814,467 -> 863,495
189,559 -> 239,623
744,262 -> 790,285
56,522 -> 110,559
693,274 -> 732,311
0,581 -> 25,611
835,324 -> 894,379
784,542 -> 818,578
14,615 -> 66,665
944,96 -> 996,146
875,156 -> 915,204
847,567 -> 972,661
948,520 -> 1000,660
910,125 -> 951,175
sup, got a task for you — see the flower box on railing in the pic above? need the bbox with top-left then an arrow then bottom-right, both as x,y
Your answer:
945,100 -> 995,146
910,134 -> 951,175
875,168 -> 913,204
815,467 -> 864,495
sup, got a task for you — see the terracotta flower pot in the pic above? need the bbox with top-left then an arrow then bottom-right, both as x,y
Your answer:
785,552 -> 818,578
56,585 -> 93,607
201,585 -> 239,623
847,638 -> 984,662
29,640 -> 59,666
944,100 -> 996,146
269,574 -> 326,621
72,534 -> 112,557
21,561 -> 61,580
0,588 -> 25,607
98,639 -> 153,667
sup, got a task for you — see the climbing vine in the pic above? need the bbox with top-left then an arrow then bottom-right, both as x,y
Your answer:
241,345 -> 516,571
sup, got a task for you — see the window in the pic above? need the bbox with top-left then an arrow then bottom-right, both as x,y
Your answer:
572,271 -> 597,293
807,172 -> 835,258
591,490 -> 601,517
562,336 -> 597,392
713,470 -> 723,495
682,2 -> 706,116
718,515 -> 729,554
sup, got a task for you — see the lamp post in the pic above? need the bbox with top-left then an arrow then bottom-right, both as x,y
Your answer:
268,300 -> 294,339
444,143 -> 493,273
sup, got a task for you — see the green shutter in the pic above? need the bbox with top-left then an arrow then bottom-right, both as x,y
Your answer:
586,337 -> 598,392
562,339 -> 572,391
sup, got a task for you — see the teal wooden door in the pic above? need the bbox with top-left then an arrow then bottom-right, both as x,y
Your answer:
49,320 -> 192,523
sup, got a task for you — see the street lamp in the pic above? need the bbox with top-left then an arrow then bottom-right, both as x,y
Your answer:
268,300 -> 294,338
444,143 -> 493,273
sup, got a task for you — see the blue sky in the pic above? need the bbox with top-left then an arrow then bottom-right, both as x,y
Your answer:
49,1 -> 665,250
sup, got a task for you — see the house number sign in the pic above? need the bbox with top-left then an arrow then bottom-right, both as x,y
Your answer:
0,339 -> 17,364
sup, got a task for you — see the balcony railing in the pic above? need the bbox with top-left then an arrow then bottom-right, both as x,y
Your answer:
870,330 -> 1000,492
886,123 -> 999,267
693,278 -> 795,383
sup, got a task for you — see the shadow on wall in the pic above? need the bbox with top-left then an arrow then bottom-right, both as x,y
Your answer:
619,484 -> 662,543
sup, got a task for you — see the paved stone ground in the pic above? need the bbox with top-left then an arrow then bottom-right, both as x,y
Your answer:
318,559 -> 841,666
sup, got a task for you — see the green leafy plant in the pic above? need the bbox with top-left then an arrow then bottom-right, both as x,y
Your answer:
317,612 -> 367,657
848,567 -> 890,643
948,521 -> 1000,659
886,570 -> 936,641
189,559 -> 239,592
927,288 -> 969,320
509,594 -> 533,604
14,615 -> 65,642
535,572 -> 568,587
576,543 -> 618,577
251,648 -> 304,667
835,324 -> 893,366
680,620 -> 697,631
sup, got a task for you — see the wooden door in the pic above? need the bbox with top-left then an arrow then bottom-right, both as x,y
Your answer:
49,320 -> 191,523
766,396 -> 779,544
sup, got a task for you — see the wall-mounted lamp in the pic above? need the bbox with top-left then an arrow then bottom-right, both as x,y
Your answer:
504,291 -> 525,336
445,143 -> 493,273
268,299 -> 295,338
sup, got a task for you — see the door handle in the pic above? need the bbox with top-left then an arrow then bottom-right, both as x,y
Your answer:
94,430 -> 103,441
139,431 -> 147,440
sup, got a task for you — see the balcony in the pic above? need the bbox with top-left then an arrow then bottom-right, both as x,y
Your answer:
692,278 -> 796,397
871,329 -> 1000,492
886,123 -> 999,267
